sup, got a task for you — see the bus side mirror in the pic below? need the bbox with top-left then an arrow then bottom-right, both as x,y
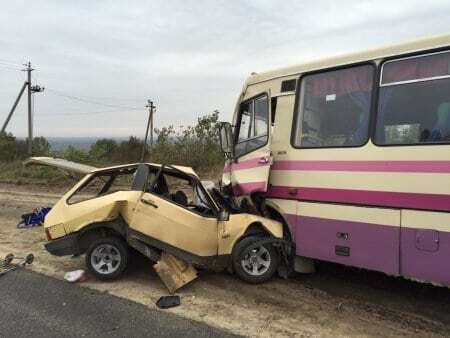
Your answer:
219,122 -> 233,159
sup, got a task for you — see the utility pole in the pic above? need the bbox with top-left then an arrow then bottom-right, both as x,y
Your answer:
1,61 -> 44,156
140,100 -> 156,162
1,82 -> 27,134
25,62 -> 34,155
150,102 -> 154,149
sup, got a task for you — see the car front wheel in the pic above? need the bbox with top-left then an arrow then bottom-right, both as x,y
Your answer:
85,236 -> 128,281
232,235 -> 279,284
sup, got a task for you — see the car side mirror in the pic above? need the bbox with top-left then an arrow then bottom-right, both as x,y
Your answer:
218,209 -> 229,222
218,122 -> 233,159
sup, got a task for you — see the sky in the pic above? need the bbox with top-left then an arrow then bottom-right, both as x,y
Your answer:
1,0 -> 450,138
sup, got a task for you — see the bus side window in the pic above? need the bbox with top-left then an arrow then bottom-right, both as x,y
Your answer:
375,50 -> 450,145
293,65 -> 374,148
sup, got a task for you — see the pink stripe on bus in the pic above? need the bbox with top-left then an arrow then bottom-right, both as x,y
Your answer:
232,181 -> 267,196
272,160 -> 450,173
223,157 -> 268,173
267,186 -> 450,212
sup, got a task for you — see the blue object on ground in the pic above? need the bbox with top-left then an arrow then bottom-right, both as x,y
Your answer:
17,207 -> 52,228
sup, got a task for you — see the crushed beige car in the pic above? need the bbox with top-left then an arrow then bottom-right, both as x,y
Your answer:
44,163 -> 291,284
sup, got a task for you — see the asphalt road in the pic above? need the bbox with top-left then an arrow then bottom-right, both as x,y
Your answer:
0,269 -> 238,338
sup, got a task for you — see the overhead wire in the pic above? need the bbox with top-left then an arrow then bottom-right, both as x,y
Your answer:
38,108 -> 139,117
81,96 -> 142,102
0,59 -> 23,67
61,92 -> 143,102
45,88 -> 142,110
1,61 -> 146,121
0,64 -> 23,72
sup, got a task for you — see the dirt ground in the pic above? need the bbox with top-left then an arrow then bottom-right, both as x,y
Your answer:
1,182 -> 450,337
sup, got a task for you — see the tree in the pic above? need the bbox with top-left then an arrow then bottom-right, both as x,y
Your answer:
89,138 -> 117,161
0,132 -> 18,161
114,136 -> 143,163
63,145 -> 89,163
32,137 -> 51,156
150,111 -> 223,171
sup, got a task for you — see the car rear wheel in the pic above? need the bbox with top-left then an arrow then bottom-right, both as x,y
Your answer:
232,235 -> 279,284
85,236 -> 128,281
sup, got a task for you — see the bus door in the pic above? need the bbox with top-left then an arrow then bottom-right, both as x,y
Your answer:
227,93 -> 272,196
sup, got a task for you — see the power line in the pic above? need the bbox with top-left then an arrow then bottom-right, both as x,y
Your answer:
63,93 -> 143,102
0,64 -> 22,71
38,108 -> 139,116
0,58 -> 22,67
45,88 -> 142,110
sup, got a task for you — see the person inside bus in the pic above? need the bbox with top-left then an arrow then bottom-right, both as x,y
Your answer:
345,111 -> 367,145
430,102 -> 450,142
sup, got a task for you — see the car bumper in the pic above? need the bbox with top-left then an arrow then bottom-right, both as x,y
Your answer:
45,233 -> 79,256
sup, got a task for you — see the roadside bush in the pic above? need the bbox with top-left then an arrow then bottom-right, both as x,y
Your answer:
63,145 -> 90,163
0,133 -> 51,161
0,132 -> 19,161
89,138 -> 118,165
113,136 -> 143,163
150,111 -> 224,172
0,111 -> 225,182
32,137 -> 51,156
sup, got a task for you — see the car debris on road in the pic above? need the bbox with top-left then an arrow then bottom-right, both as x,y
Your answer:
154,253 -> 198,293
17,207 -> 52,228
0,253 -> 34,277
156,295 -> 181,309
64,269 -> 88,283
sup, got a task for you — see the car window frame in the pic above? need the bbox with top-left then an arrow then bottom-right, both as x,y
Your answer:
66,165 -> 139,205
146,167 -> 219,218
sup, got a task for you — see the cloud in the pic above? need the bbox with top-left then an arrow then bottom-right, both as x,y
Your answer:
0,0 -> 449,137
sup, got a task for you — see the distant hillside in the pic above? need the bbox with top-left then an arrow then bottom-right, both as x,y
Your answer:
46,137 -> 129,151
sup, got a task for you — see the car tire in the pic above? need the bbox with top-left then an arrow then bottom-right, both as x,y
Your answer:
232,235 -> 279,284
85,236 -> 128,281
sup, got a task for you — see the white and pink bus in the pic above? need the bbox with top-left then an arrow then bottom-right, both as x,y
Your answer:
219,33 -> 450,286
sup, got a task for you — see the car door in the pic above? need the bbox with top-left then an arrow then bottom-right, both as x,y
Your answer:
224,93 -> 272,196
129,170 -> 219,257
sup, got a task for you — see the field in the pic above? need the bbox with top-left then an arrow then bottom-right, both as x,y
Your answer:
1,182 -> 450,337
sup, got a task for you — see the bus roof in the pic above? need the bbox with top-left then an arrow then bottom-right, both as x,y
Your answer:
247,33 -> 450,86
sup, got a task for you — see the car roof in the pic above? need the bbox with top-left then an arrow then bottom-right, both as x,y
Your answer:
25,157 -> 198,177
92,162 -> 199,177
